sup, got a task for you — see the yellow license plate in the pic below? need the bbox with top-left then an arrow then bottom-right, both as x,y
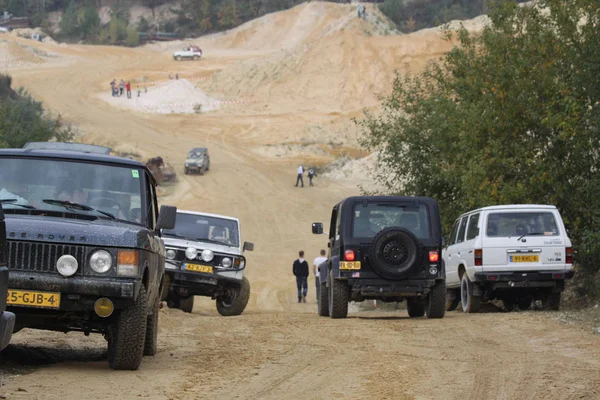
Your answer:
7,289 -> 61,309
340,261 -> 361,270
511,255 -> 539,263
185,263 -> 213,273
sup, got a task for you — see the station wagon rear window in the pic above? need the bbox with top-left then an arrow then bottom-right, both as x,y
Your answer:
352,203 -> 430,239
486,212 -> 559,237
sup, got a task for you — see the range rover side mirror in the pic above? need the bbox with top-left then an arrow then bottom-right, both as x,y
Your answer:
156,205 -> 177,230
243,241 -> 254,252
312,222 -> 323,235
441,237 -> 446,247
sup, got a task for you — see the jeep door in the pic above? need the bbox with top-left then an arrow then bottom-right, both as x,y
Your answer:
481,208 -> 570,272
444,215 -> 468,287
325,204 -> 342,280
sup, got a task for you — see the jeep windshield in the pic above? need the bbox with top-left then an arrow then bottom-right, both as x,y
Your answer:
163,213 -> 240,247
0,156 -> 147,225
352,203 -> 431,239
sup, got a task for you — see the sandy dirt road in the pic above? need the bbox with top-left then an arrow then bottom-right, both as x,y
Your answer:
0,3 -> 599,399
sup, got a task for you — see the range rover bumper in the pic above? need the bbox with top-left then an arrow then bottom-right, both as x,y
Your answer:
8,272 -> 141,301
474,270 -> 574,290
348,278 -> 437,297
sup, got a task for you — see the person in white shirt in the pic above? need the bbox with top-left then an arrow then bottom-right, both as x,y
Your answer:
295,164 -> 304,188
313,249 -> 327,301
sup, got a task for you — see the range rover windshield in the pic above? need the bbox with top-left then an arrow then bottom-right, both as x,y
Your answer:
352,202 -> 431,239
0,156 -> 146,224
163,213 -> 239,247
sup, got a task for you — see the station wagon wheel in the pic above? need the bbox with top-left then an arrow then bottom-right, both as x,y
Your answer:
216,277 -> 251,316
460,275 -> 481,313
369,228 -> 421,280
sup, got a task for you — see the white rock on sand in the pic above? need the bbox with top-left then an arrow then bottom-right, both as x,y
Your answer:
100,79 -> 220,114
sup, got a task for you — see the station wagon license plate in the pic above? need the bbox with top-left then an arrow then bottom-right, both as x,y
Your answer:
510,255 -> 539,263
6,289 -> 61,309
340,261 -> 361,270
185,263 -> 213,274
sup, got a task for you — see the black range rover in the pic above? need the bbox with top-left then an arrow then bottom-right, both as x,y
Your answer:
0,148 -> 176,370
312,196 -> 446,319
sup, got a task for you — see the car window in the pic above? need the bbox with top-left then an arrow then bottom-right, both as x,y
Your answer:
352,202 -> 431,239
448,219 -> 460,245
163,213 -> 240,247
486,212 -> 559,237
456,216 -> 468,244
466,213 -> 480,241
335,204 -> 342,239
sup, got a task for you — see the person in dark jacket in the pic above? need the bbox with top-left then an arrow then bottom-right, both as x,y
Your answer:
293,250 -> 309,303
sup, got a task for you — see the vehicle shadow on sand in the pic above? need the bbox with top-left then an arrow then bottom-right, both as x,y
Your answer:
349,302 -> 505,320
0,343 -> 106,373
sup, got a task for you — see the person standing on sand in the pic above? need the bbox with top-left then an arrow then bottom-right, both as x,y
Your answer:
137,86 -> 141,97
357,3 -> 361,18
119,79 -> 125,96
295,164 -> 304,187
313,249 -> 327,302
293,251 -> 309,303
307,168 -> 316,186
110,79 -> 116,97
125,81 -> 131,99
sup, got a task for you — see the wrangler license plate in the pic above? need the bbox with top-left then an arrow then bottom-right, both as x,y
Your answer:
340,261 -> 361,270
510,255 -> 539,263
185,263 -> 214,274
7,289 -> 61,309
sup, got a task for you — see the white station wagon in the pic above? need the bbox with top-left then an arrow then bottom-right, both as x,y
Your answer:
443,205 -> 574,313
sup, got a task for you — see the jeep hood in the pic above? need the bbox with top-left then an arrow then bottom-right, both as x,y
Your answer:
162,236 -> 242,255
5,215 -> 157,249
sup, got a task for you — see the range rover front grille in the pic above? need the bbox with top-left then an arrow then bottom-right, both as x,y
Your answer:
7,240 -> 88,275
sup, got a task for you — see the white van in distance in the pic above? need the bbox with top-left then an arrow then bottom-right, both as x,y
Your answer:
443,205 -> 574,313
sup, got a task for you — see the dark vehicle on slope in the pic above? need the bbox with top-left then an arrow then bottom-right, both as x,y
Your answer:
0,148 -> 177,370
0,204 -> 15,351
312,196 -> 446,319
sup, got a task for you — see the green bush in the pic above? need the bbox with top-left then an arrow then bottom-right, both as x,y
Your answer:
361,0 -> 600,302
126,26 -> 140,47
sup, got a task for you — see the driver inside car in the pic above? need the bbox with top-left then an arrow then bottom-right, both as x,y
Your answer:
210,226 -> 229,244
56,185 -> 89,204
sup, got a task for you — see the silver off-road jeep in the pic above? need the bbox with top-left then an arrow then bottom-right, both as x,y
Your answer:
161,210 -> 254,316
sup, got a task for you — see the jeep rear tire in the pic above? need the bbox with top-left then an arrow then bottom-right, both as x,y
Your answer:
107,286 -> 148,370
543,292 -> 561,311
179,296 -> 194,313
461,275 -> 481,313
143,290 -> 160,356
445,289 -> 460,311
406,297 -> 425,317
216,277 -> 250,316
328,273 -> 349,319
369,228 -> 421,280
175,55 -> 182,61
426,280 -> 446,318
318,281 -> 329,317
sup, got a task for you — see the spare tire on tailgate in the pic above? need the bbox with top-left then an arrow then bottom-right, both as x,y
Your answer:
368,227 -> 421,280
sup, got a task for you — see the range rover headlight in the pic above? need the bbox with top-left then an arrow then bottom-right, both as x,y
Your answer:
185,247 -> 198,260
221,257 -> 232,268
56,255 -> 78,277
166,249 -> 176,260
90,250 -> 112,273
201,249 -> 214,262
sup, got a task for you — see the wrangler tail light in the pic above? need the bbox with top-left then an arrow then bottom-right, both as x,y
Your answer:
474,249 -> 483,266
566,247 -> 573,264
428,251 -> 439,263
344,250 -> 356,261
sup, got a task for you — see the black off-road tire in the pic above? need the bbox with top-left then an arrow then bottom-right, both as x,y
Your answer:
426,280 -> 446,318
107,286 -> 148,370
144,290 -> 160,356
368,228 -> 421,280
461,275 -> 481,313
216,277 -> 251,316
175,55 -> 182,61
318,281 -> 329,317
179,296 -> 194,314
406,297 -> 425,317
445,288 -> 460,311
543,292 -> 561,311
328,273 -> 349,319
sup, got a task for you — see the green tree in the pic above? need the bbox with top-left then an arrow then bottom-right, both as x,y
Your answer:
58,1 -> 79,37
126,26 -> 140,46
361,0 -> 600,300
108,16 -> 127,44
79,5 -> 100,39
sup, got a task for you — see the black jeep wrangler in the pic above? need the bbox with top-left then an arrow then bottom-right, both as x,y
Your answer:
312,196 -> 446,319
0,147 -> 177,370
0,204 -> 15,351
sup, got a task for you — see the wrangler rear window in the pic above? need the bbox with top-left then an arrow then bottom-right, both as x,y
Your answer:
486,212 -> 559,237
352,203 -> 430,239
